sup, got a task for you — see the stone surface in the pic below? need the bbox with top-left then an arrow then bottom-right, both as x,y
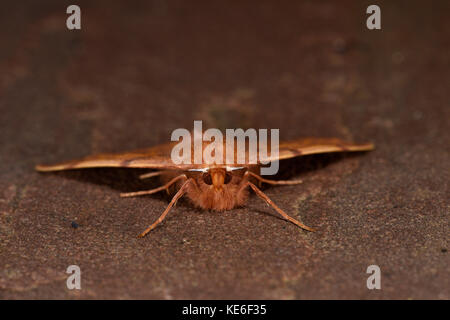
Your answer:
0,0 -> 448,299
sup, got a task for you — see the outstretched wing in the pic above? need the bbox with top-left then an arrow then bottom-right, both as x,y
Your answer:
267,137 -> 374,162
35,141 -> 197,172
36,137 -> 374,172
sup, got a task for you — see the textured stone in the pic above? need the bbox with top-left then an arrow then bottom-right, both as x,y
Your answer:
0,0 -> 448,299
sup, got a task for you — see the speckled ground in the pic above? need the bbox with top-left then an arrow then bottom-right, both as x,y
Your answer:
0,0 -> 448,299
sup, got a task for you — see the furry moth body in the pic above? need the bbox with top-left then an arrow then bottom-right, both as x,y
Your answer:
36,137 -> 374,237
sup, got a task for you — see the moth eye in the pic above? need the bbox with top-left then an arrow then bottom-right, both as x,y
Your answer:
224,172 -> 232,184
202,173 -> 213,185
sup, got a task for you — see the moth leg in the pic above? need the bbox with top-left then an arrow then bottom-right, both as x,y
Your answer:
138,179 -> 193,238
139,171 -> 164,180
247,182 -> 316,232
139,171 -> 171,195
247,171 -> 303,186
120,174 -> 187,198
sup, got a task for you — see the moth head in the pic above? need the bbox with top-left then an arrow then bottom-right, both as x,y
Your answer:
203,168 -> 231,190
188,167 -> 244,191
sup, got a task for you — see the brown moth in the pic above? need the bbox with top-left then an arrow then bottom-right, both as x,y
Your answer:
36,137 -> 374,237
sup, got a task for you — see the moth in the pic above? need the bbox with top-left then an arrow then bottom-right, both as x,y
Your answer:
36,137 -> 374,237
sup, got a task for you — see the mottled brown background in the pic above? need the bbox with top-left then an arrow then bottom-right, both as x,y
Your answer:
0,0 -> 448,299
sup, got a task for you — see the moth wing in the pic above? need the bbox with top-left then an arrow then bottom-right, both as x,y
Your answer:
35,141 -> 202,172
266,137 -> 374,162
36,137 -> 375,171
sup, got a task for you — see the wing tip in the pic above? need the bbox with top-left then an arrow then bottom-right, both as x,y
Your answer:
360,142 -> 375,151
35,164 -> 54,172
35,164 -> 68,172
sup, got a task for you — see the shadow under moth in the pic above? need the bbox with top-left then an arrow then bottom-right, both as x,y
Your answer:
36,137 -> 374,237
